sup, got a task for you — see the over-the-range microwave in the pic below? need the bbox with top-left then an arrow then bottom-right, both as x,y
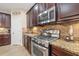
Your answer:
38,6 -> 56,24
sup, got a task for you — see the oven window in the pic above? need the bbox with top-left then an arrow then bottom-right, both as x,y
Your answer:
33,45 -> 43,56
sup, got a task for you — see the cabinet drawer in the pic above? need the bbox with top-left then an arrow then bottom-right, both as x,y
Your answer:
52,45 -> 64,56
51,45 -> 73,56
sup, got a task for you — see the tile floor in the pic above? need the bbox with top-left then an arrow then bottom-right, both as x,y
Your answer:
0,45 -> 30,56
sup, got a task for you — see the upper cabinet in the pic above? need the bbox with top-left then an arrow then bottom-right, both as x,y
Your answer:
29,9 -> 34,27
27,10 -> 33,28
5,14 -> 11,28
0,13 -> 3,27
27,12 -> 30,28
27,3 -> 79,28
57,3 -> 79,21
0,13 -> 11,28
38,3 -> 46,13
32,4 -> 39,26
46,3 -> 55,9
27,4 -> 39,28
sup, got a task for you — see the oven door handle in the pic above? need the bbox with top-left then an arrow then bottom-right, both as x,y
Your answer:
32,41 -> 47,50
37,45 -> 48,51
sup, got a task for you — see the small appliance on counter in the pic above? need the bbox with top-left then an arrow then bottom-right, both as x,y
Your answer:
65,34 -> 74,42
31,29 -> 60,56
65,25 -> 74,42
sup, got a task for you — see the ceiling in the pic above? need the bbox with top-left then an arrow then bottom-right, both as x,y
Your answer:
0,3 -> 35,14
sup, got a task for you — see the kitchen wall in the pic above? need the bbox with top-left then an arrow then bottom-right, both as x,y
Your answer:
11,11 -> 26,46
28,21 -> 79,41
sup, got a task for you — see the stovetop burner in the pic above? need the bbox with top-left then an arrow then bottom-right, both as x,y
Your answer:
32,29 -> 60,48
35,35 -> 58,41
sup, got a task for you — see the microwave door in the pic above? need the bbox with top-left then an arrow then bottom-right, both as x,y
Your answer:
49,7 -> 56,22
38,11 -> 48,24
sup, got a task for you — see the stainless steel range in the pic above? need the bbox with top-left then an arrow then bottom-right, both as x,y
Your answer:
31,29 -> 60,56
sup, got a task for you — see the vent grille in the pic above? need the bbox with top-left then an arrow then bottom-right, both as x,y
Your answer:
12,11 -> 21,15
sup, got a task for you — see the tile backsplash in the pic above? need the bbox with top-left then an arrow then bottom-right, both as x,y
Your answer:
27,21 -> 79,41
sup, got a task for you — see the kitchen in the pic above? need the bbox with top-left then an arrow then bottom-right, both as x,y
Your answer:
0,3 -> 79,56
24,3 -> 79,56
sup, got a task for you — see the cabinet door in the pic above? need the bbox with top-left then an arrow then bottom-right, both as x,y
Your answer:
1,13 -> 6,27
0,13 -> 11,28
57,3 -> 79,21
38,3 -> 46,13
27,36 -> 31,54
23,35 -> 27,48
0,35 -> 11,46
27,12 -> 30,28
50,45 -> 75,56
46,3 -> 55,9
4,35 -> 11,45
32,4 -> 39,26
0,13 -> 3,27
27,10 -> 33,28
0,37 -> 3,45
5,14 -> 11,28
29,10 -> 33,27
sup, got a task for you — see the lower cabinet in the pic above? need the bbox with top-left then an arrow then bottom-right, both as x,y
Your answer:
27,36 -> 31,54
23,35 -> 27,48
50,45 -> 76,56
24,35 -> 31,54
0,34 -> 11,46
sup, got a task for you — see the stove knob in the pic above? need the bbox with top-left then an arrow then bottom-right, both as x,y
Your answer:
35,40 -> 38,42
45,41 -> 49,47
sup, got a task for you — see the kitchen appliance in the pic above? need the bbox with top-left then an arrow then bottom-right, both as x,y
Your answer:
31,29 -> 60,56
38,6 -> 56,24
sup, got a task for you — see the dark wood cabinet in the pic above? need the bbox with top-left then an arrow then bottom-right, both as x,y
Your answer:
0,34 -> 11,46
5,14 -> 11,28
50,45 -> 77,56
0,13 -> 11,28
0,13 -> 11,46
23,35 -> 27,48
0,13 -> 3,27
57,3 -> 79,21
24,35 -> 31,54
27,4 -> 39,28
46,3 -> 55,9
1,14 -> 5,27
27,12 -> 30,28
38,3 -> 46,13
28,10 -> 33,28
27,9 -> 34,28
27,36 -> 31,54
32,4 -> 39,26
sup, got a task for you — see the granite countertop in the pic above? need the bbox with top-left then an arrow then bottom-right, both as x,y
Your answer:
50,39 -> 79,55
24,33 -> 39,37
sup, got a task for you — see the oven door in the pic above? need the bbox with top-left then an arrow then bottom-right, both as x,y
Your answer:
31,41 -> 48,56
